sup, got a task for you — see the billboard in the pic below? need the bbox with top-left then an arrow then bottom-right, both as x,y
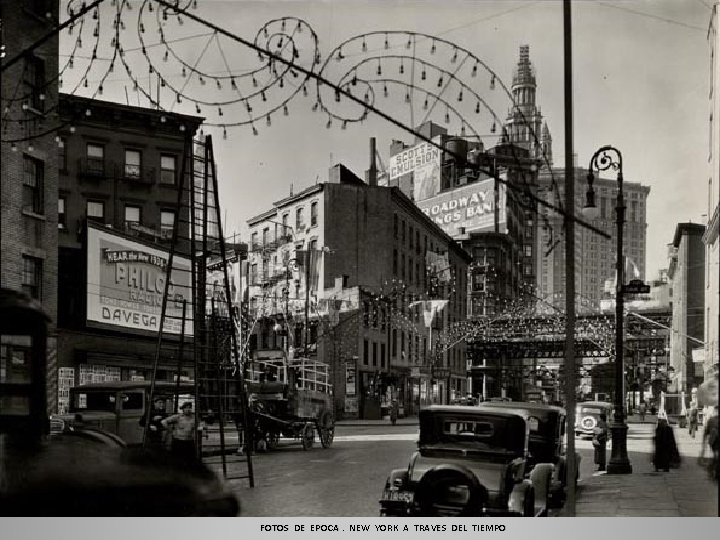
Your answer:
418,178 -> 506,236
86,225 -> 193,335
388,140 -> 442,201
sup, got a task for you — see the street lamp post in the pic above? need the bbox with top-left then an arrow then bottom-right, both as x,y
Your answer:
583,145 -> 632,474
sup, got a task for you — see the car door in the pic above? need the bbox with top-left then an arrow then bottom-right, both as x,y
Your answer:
117,390 -> 145,444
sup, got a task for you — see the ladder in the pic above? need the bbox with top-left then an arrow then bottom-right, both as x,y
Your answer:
144,133 -> 254,487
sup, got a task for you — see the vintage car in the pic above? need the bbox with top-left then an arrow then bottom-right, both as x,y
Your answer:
478,401 -> 580,512
575,401 -> 613,439
50,380 -> 195,445
379,406 -> 537,517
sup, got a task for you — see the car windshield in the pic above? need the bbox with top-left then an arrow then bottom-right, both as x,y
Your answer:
419,413 -> 526,454
579,406 -> 605,415
70,390 -> 117,412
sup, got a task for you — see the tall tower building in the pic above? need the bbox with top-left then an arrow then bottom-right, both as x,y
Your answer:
505,45 -> 552,168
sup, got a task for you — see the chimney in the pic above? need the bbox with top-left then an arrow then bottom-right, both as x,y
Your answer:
368,137 -> 378,186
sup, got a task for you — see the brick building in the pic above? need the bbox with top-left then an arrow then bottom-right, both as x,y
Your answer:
1,0 -> 60,410
53,94 -> 202,413
245,163 -> 470,418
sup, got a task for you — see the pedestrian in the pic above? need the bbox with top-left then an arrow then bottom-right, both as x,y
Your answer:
141,398 -> 168,448
688,403 -> 699,439
161,401 -> 204,464
638,401 -> 647,423
699,406 -> 718,481
592,413 -> 608,472
653,413 -> 681,472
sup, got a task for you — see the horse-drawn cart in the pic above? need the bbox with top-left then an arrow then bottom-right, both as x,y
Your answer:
245,350 -> 334,452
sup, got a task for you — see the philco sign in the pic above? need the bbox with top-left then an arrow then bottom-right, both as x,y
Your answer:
86,225 -> 193,335
419,178 -> 506,236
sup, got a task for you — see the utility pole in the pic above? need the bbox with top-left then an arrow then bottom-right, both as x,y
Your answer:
304,248 -> 310,356
562,0 -> 578,516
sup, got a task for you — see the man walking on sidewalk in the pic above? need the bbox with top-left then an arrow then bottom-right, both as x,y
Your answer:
639,401 -> 647,423
593,413 -> 608,471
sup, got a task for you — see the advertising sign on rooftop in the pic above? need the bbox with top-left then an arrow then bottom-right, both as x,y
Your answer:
388,139 -> 442,201
86,225 -> 193,336
418,178 -> 506,237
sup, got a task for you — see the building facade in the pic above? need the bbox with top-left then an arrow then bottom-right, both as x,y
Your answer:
703,4 -> 720,407
667,223 -> 706,399
245,164 -> 470,418
53,94 -> 202,413
536,168 -> 651,313
1,0 -> 60,410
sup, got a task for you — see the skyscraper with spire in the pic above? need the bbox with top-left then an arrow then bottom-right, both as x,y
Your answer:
504,45 -> 553,168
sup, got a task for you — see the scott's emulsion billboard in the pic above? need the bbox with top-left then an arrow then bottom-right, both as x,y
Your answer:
418,178 -> 506,236
86,225 -> 193,335
388,139 -> 442,202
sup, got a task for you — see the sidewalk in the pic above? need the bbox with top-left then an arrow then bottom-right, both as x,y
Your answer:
569,420 -> 718,517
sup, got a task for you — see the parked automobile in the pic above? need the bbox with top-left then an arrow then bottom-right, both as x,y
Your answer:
575,401 -> 613,439
478,401 -> 580,512
50,381 -> 195,445
379,405 -> 537,517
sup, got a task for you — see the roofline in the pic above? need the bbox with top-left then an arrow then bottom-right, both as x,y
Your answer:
672,222 -> 707,247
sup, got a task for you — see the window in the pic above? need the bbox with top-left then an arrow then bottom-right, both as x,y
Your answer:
21,256 -> 42,299
416,230 -> 420,253
58,197 -> 66,230
23,56 -> 45,112
160,210 -> 175,237
310,201 -> 318,226
394,214 -> 398,239
23,156 -> 43,214
309,239 -> 317,252
401,254 -> 405,280
282,213 -> 289,237
250,263 -> 258,283
86,143 -> 104,175
408,257 -> 413,283
524,245 -> 532,257
125,205 -> 141,228
58,137 -> 67,172
392,329 -> 397,357
296,207 -> 304,230
363,339 -> 369,365
251,232 -> 259,247
160,154 -> 177,185
393,249 -> 398,275
86,200 -> 104,221
409,226 -> 414,249
372,342 -> 377,367
124,149 -> 141,179
263,227 -> 270,245
380,344 -> 386,368
401,220 -> 406,243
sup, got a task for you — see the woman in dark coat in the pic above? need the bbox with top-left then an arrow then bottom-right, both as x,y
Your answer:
653,417 -> 681,472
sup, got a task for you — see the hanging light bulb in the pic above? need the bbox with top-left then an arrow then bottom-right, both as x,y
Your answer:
69,56 -> 74,69
11,142 -> 17,152
160,78 -> 166,87
69,125 -> 76,133
383,84 -> 388,98
218,107 -> 223,116
475,102 -> 480,114
252,76 -> 258,87
149,64 -> 153,74
423,98 -> 428,110
437,75 -> 443,87
296,20 -> 302,32
85,108 -> 92,117
279,78 -> 284,88
384,33 -> 389,49
303,85 -> 308,97
195,103 -> 201,114
451,49 -> 458,63
405,91 -> 410,103
490,75 -> 495,90
364,91 -> 369,103
277,36 -> 283,48
472,63 -> 478,77
326,116 -> 332,129
182,67 -> 186,77
399,61 -> 404,75
160,115 -> 166,123
176,93 -> 182,103
98,85 -> 103,95
458,90 -> 463,102
315,53 -> 321,65
461,125 -> 466,137
231,77 -> 237,89
335,89 -> 340,102
293,47 -> 299,59
163,50 -> 168,62
377,61 -> 382,76
261,91 -> 267,102
445,109 -> 449,123
342,120 -> 348,130
83,78 -> 88,88
406,36 -> 412,49
28,143 -> 34,152
253,125 -> 259,136
245,101 -> 252,113
491,121 -> 496,133
162,9 -> 168,21
362,39 -> 367,52
77,37 -> 82,48
312,101 -> 318,112
431,40 -> 436,54
266,114 -> 271,127
283,104 -> 289,116
93,25 -> 99,37
59,77 -> 63,87
148,2 -> 153,12
216,79 -> 222,89
223,127 -> 227,140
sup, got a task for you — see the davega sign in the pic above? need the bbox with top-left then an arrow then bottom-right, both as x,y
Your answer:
419,178 -> 506,236
86,225 -> 193,335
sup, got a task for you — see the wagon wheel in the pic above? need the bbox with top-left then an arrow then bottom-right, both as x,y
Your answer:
301,422 -> 315,450
317,410 -> 335,449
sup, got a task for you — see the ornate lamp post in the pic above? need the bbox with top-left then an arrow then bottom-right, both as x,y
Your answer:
583,145 -> 632,474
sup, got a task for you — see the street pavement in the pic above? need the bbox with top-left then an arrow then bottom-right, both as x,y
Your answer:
567,415 -> 719,517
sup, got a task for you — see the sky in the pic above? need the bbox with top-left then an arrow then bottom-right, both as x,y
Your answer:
59,0 -> 714,280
